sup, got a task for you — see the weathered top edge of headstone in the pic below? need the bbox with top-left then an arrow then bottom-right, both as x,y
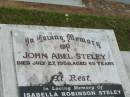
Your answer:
0,24 -> 114,32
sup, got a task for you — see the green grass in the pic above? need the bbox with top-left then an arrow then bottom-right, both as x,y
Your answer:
0,7 -> 130,51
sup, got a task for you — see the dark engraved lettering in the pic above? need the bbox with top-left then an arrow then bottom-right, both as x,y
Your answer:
23,52 -> 48,59
52,53 -> 73,59
69,75 -> 91,82
25,37 -> 35,46
17,61 -> 30,65
97,62 -> 114,65
32,61 -> 46,65
57,61 -> 87,65
37,35 -> 65,42
66,34 -> 101,49
67,34 -> 75,42
76,53 -> 105,60
48,61 -> 56,65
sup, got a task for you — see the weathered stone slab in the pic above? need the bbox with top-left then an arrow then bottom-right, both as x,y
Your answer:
0,24 -> 130,97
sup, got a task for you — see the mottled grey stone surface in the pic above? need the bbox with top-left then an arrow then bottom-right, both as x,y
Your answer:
0,24 -> 130,97
0,50 -> 129,97
121,51 -> 130,81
